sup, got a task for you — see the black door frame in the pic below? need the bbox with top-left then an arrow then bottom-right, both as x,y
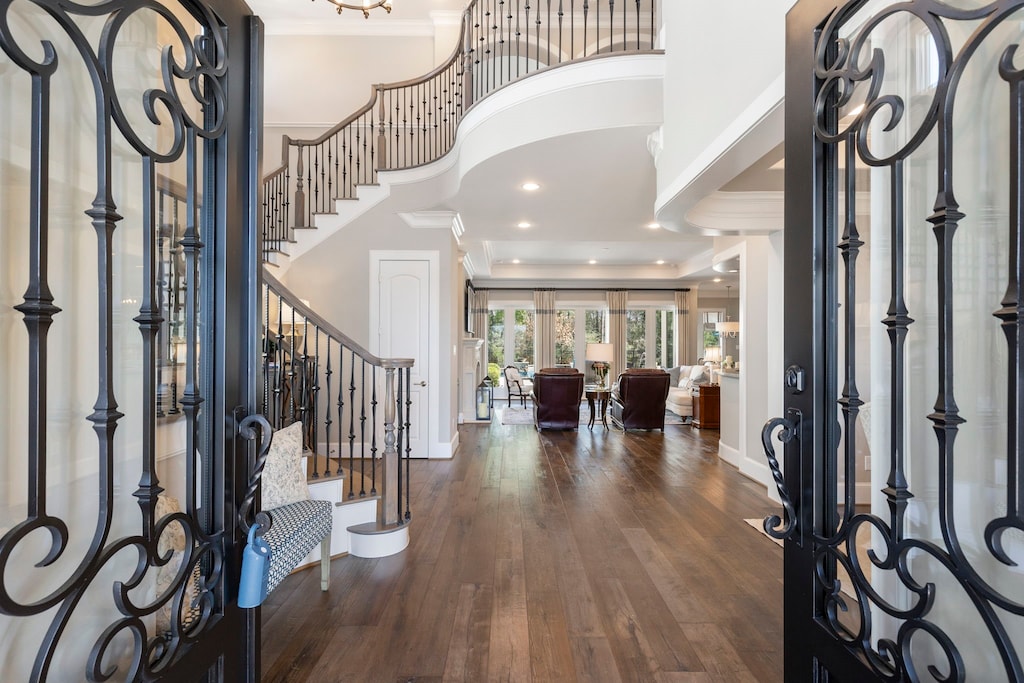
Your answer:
0,0 -> 263,677
781,0 -> 1024,680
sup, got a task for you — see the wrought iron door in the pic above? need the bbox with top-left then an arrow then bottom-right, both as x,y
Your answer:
0,0 -> 262,679
773,0 -> 1024,680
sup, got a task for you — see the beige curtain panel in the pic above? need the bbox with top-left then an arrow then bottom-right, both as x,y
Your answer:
675,289 -> 697,365
607,290 -> 628,380
471,289 -> 489,352
534,289 -> 557,370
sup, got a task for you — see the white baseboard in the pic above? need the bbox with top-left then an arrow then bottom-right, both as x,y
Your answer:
431,433 -> 458,460
718,440 -> 741,468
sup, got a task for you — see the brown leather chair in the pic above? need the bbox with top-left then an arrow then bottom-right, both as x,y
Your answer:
530,368 -> 585,431
609,369 -> 671,431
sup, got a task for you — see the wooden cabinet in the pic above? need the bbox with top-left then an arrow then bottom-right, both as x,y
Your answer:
691,383 -> 720,429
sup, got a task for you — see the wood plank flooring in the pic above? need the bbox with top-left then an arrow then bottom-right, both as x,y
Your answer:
261,422 -> 783,682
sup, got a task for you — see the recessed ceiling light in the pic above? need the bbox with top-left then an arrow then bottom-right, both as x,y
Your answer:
713,277 -> 723,283
729,269 -> 739,273
521,182 -> 540,191
656,260 -> 665,265
647,222 -> 661,229
588,259 -> 597,265
512,259 -> 521,264
517,221 -> 531,229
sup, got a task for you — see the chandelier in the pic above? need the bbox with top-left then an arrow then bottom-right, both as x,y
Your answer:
325,0 -> 392,16
716,285 -> 740,338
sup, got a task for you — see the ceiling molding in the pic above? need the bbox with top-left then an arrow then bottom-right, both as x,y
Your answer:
686,191 -> 784,234
398,210 -> 459,230
261,18 -> 436,37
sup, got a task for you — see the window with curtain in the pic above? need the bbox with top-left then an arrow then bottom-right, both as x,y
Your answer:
655,309 -> 675,368
585,309 -> 606,343
626,309 -> 646,368
513,309 -> 535,374
555,310 -> 575,366
488,310 -> 505,383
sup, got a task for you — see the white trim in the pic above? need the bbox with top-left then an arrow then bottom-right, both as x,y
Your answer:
432,430 -> 458,460
718,440 -> 740,468
655,74 -> 785,234
398,210 -> 459,230
348,524 -> 410,557
369,250 -> 441,460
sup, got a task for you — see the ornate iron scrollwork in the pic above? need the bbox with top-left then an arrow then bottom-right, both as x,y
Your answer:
0,0 -> 228,678
761,413 -> 799,540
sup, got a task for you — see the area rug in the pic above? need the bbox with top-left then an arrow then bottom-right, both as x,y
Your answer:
498,404 -> 687,427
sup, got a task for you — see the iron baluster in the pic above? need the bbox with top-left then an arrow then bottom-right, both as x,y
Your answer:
582,0 -> 588,57
275,291 -> 285,428
371,365 -> 378,494
396,368 -> 404,523
324,339 -> 334,476
360,359 -> 367,496
340,342 -> 350,498
349,348 -> 357,498
288,301 -> 297,423
405,368 -> 412,520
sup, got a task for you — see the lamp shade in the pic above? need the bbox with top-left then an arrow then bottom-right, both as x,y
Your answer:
585,343 -> 614,362
715,320 -> 740,336
704,347 -> 722,363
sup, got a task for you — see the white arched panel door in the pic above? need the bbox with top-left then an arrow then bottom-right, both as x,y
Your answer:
373,254 -> 435,458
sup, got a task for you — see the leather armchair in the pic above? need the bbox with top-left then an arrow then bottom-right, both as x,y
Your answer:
530,368 -> 584,431
609,369 -> 671,431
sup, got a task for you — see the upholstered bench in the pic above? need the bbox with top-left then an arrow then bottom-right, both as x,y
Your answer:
240,418 -> 333,596
263,498 -> 333,592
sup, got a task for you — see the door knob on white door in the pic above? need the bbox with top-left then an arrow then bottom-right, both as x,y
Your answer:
415,380 -> 427,387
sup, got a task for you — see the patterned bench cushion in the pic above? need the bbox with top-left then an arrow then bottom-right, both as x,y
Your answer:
264,499 -> 333,593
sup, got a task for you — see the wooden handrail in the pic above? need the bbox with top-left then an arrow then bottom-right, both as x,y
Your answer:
260,0 -> 660,253
262,267 -> 413,369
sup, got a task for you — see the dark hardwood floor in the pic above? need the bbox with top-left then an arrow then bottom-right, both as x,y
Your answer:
260,422 -> 783,682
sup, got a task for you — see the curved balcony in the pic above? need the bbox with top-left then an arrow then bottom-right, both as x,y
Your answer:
262,0 -> 661,256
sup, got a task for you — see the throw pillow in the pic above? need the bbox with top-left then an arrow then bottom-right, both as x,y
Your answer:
689,364 -> 707,384
677,366 -> 692,388
261,421 -> 310,511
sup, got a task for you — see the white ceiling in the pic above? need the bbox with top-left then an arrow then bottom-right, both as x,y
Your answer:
250,0 -> 751,291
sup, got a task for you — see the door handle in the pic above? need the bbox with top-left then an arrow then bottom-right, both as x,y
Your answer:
760,408 -> 800,542
415,380 -> 427,387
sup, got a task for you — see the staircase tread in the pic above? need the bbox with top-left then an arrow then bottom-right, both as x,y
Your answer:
348,520 -> 409,535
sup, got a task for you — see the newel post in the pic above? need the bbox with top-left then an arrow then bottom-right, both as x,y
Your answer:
381,365 -> 400,526
293,143 -> 306,229
376,85 -> 387,172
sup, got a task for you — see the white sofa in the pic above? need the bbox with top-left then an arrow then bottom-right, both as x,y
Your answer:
665,363 -> 713,418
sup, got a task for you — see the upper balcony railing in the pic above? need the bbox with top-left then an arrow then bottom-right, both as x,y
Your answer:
262,0 -> 659,254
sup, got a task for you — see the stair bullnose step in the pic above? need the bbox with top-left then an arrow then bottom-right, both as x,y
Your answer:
347,520 -> 411,536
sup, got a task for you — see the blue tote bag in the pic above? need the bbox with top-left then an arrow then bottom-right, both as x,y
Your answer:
238,522 -> 272,608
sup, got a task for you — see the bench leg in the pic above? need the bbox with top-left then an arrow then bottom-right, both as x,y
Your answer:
320,535 -> 331,591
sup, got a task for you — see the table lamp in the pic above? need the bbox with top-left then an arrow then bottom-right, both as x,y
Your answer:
586,343 -> 614,388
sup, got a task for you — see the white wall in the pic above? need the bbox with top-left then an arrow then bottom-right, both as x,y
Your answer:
278,206 -> 460,458
710,235 -> 784,496
657,0 -> 794,198
262,34 -> 436,169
